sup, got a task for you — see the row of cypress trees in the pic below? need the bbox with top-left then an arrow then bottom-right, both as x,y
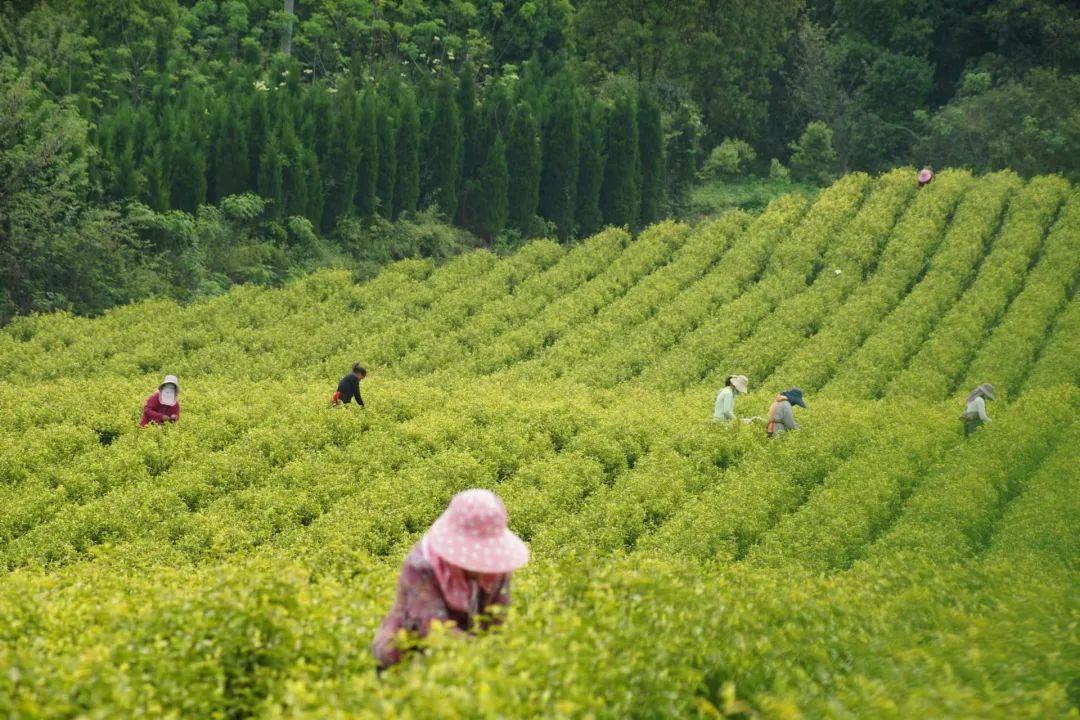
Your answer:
91,69 -> 666,241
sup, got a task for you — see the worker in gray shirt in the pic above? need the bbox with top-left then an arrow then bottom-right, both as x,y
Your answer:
766,388 -> 805,437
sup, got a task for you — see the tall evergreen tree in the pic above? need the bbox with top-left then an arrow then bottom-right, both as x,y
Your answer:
246,91 -> 270,190
376,96 -> 397,218
322,87 -> 360,231
423,75 -> 462,218
281,120 -> 307,218
303,149 -> 324,228
506,102 -> 541,232
393,87 -> 420,219
637,89 -> 664,225
140,144 -> 170,212
600,91 -> 640,228
170,131 -> 207,213
456,64 -> 481,226
477,135 -> 509,240
576,102 -> 607,237
214,99 -> 249,200
355,89 -> 379,220
258,131 -> 285,217
539,86 -> 579,239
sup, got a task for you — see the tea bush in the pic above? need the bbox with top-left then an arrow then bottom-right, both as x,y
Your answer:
0,171 -> 1076,718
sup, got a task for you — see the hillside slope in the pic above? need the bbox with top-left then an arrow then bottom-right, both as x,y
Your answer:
0,169 -> 1077,718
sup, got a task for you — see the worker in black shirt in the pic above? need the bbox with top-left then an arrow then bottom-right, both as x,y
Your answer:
333,363 -> 367,407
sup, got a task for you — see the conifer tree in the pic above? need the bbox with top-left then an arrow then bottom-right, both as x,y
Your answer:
506,102 -> 541,232
246,90 -> 270,189
281,120 -> 307,219
140,144 -> 170,211
321,87 -> 359,230
393,87 -> 420,219
478,135 -> 509,239
376,96 -> 397,217
355,89 -> 379,220
456,64 -> 481,225
601,91 -> 640,228
637,89 -> 664,226
303,149 -> 324,227
258,131 -> 285,217
576,102 -> 606,237
424,75 -> 462,218
214,99 -> 249,200
170,131 -> 207,213
540,86 -> 579,240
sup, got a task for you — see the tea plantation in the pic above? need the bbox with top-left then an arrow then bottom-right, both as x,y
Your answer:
1,169 -> 1077,718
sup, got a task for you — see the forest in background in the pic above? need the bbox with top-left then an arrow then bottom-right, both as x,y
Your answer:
2,0 -> 1078,323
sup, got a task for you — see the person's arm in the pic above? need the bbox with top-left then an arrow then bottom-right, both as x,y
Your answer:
142,395 -> 167,423
478,576 -> 512,630
974,397 -> 990,422
780,402 -> 798,430
372,560 -> 450,669
356,382 -> 364,408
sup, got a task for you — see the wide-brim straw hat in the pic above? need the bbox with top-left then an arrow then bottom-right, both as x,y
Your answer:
731,375 -> 749,394
159,374 -> 180,391
967,383 -> 995,402
427,489 -> 530,574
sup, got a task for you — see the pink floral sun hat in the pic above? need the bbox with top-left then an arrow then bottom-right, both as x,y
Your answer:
426,489 -> 530,574
918,168 -> 934,183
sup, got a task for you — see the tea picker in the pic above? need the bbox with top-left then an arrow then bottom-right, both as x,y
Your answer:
713,374 -> 749,422
332,362 -> 367,407
372,489 -> 530,672
766,388 -> 805,437
961,383 -> 994,436
140,375 -> 180,427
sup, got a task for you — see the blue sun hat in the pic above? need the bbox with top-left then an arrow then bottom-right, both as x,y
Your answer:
782,388 -> 806,408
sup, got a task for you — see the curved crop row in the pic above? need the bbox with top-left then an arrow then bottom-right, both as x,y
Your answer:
885,175 -> 1069,399
703,169 -> 914,389
460,223 -> 688,375
961,193 -> 1080,395
516,215 -> 745,380
642,174 -> 871,390
763,170 -> 973,393
394,227 -> 630,375
572,194 -> 808,387
821,171 -> 1020,399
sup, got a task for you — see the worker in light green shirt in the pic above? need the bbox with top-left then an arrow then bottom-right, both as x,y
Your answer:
713,375 -> 749,421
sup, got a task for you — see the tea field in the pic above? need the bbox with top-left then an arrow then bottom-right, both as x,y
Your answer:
0,168 -> 1077,718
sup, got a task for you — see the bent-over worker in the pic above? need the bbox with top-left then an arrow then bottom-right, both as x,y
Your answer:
333,363 -> 366,407
961,383 -> 995,435
766,388 -> 805,437
372,489 -> 530,671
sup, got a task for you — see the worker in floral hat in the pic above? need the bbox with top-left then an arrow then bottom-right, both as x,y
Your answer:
917,168 -> 934,187
372,489 -> 530,671
140,375 -> 181,427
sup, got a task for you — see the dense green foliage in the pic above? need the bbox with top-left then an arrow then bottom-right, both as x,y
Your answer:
1,170 -> 1077,717
2,0 -> 1077,323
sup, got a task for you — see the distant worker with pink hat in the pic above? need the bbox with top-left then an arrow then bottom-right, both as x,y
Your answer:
372,489 -> 530,671
917,168 -> 934,187
140,374 -> 181,427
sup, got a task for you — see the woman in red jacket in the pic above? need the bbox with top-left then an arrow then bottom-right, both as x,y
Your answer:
140,375 -> 181,427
